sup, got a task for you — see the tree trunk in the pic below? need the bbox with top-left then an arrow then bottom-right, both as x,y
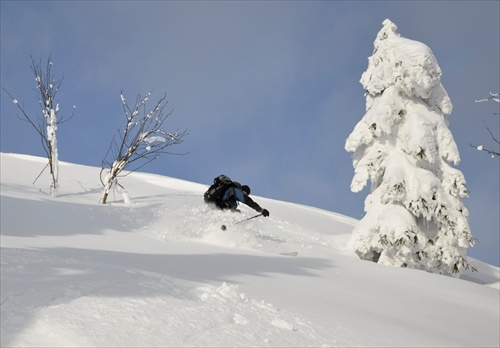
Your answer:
102,191 -> 109,204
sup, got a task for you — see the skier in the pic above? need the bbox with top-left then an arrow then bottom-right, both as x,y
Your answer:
204,175 -> 270,217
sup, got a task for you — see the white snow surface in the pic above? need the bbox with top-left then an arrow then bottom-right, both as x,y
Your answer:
1,153 -> 498,347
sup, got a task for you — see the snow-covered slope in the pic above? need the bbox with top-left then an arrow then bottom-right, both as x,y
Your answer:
1,153 -> 498,347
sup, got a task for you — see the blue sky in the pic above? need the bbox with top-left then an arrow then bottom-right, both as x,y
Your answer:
1,1 -> 499,266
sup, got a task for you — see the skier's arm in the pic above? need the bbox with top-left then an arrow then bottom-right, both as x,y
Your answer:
243,195 -> 263,212
234,188 -> 269,216
234,189 -> 262,212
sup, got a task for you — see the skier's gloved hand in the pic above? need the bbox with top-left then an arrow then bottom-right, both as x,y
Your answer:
262,209 -> 270,217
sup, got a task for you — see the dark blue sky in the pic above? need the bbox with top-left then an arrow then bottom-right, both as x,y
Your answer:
1,1 -> 498,266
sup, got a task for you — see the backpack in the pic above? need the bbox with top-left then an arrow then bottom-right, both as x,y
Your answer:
204,175 -> 235,207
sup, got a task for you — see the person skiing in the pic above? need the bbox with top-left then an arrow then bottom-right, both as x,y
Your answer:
204,175 -> 270,217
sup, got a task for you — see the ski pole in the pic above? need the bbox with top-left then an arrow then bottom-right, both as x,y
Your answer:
221,213 -> 263,231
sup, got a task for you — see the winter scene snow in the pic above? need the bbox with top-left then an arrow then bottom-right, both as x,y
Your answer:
1,1 -> 499,347
1,153 -> 499,347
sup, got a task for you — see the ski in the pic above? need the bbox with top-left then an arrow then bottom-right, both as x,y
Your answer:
279,251 -> 298,257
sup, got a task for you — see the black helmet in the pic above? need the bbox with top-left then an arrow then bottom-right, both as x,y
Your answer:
242,185 -> 251,195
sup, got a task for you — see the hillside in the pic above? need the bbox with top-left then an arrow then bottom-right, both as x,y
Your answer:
1,153 -> 499,347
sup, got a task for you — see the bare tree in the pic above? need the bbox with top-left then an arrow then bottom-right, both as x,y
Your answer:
2,55 -> 74,196
470,92 -> 499,157
100,91 -> 188,204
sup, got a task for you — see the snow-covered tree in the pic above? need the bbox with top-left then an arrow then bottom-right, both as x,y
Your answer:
3,55 -> 74,196
100,91 -> 188,204
345,19 -> 475,277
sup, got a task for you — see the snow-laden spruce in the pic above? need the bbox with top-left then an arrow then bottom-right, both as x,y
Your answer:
345,19 -> 474,277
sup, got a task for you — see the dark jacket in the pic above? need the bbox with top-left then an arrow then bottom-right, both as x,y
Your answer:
221,182 -> 263,213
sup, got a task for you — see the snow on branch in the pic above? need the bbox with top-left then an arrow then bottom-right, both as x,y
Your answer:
100,91 -> 188,204
474,92 -> 500,104
470,93 -> 500,157
2,54 -> 75,196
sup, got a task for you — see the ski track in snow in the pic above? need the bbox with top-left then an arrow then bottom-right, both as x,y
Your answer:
147,200 -> 349,256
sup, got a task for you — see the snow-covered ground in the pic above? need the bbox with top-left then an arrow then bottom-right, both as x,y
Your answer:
1,153 -> 498,347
